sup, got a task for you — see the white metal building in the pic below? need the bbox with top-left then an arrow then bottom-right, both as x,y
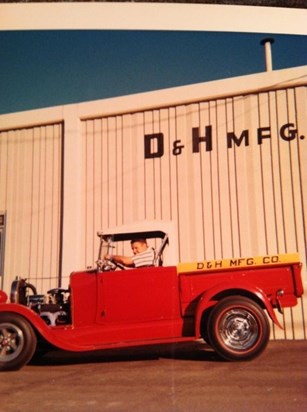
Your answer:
0,65 -> 306,340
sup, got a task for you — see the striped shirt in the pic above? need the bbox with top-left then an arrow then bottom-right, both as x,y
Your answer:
132,247 -> 155,267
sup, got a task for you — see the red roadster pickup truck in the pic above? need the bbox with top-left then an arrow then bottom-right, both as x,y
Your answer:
0,229 -> 304,371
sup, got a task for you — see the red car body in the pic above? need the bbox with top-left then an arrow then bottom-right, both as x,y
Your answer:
0,229 -> 304,371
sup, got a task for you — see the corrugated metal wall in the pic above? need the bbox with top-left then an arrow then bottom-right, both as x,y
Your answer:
0,123 -> 63,293
0,80 -> 305,340
82,85 -> 307,339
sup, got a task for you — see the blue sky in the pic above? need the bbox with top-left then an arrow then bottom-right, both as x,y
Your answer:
1,30 -> 307,115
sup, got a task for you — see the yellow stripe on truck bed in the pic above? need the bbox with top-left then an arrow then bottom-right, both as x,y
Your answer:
177,253 -> 300,273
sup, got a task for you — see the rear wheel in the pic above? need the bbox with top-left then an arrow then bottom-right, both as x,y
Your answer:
207,296 -> 270,361
0,313 -> 37,371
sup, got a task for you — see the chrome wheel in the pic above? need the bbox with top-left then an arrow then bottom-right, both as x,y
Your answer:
0,314 -> 37,371
0,322 -> 25,362
207,296 -> 270,361
218,308 -> 259,351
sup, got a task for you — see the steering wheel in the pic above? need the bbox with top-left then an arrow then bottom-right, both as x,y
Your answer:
97,258 -> 123,272
110,259 -> 126,270
103,258 -> 126,271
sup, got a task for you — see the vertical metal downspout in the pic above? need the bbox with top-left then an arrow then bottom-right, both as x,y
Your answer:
0,213 -> 6,290
260,38 -> 275,72
58,121 -> 65,288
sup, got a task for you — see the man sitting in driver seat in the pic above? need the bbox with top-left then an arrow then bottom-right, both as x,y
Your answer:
105,238 -> 155,268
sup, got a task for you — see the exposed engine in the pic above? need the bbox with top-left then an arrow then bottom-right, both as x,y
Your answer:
10,278 -> 71,326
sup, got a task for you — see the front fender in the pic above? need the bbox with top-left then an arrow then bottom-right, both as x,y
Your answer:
194,280 -> 283,337
0,303 -> 80,352
0,303 -> 52,334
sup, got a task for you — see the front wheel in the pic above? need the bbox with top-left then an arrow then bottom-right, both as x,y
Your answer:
207,296 -> 270,361
0,313 -> 37,371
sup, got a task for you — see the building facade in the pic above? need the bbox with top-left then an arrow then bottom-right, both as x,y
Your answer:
0,65 -> 306,339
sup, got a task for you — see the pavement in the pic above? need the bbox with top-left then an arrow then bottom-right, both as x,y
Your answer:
0,340 -> 306,412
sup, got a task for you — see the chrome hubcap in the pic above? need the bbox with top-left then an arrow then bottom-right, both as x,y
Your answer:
0,323 -> 24,362
219,309 -> 259,350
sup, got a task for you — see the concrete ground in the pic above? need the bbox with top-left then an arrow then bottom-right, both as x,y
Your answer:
0,340 -> 306,412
